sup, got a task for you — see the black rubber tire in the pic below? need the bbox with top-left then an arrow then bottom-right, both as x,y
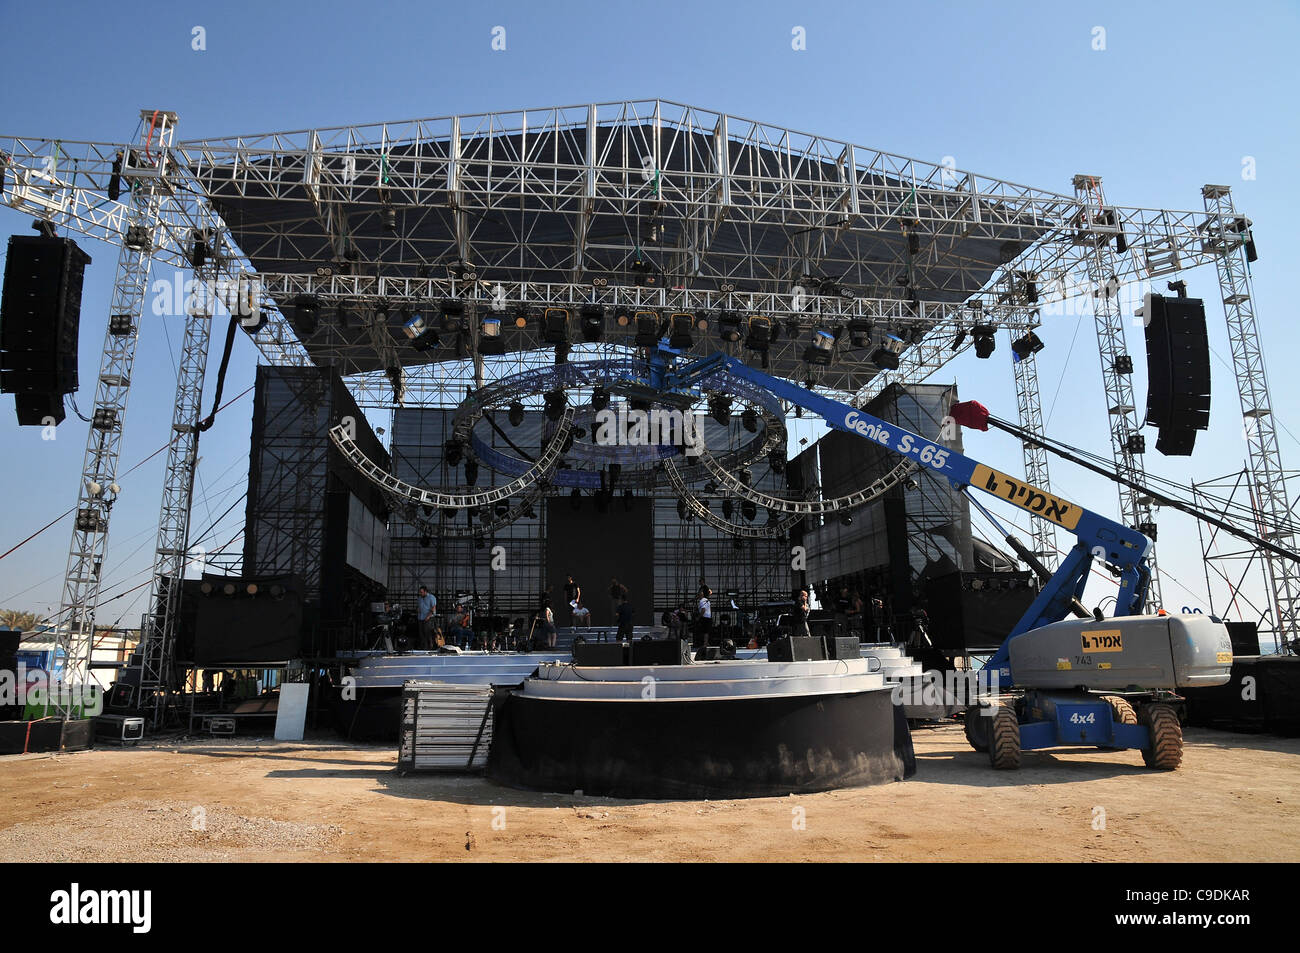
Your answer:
988,704 -> 1021,770
1099,694 -> 1137,751
963,706 -> 990,752
1140,703 -> 1183,770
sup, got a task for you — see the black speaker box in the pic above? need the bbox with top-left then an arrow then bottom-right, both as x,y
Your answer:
825,636 -> 862,660
1,235 -> 89,395
1144,293 -> 1210,455
630,638 -> 690,666
1225,621 -> 1260,656
573,642 -> 627,666
1184,655 -> 1300,735
13,392 -> 64,426
767,635 -> 827,662
923,571 -> 1039,652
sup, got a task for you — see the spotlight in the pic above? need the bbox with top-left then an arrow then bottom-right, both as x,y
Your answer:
1010,331 -> 1044,360
246,583 -> 259,595
479,315 -> 505,355
668,312 -> 696,349
803,328 -> 835,366
440,300 -> 467,333
950,328 -> 968,351
741,499 -> 757,522
445,439 -> 464,467
402,308 -> 439,351
971,325 -> 997,359
718,311 -> 742,343
292,294 -> 319,337
614,307 -> 632,328
634,310 -> 662,347
507,400 -> 525,427
848,319 -> 874,349
381,205 -> 397,231
744,315 -> 772,351
721,499 -> 734,520
222,582 -> 237,596
870,346 -> 900,370
676,498 -> 689,521
741,407 -> 758,432
542,308 -> 570,345
631,257 -> 657,287
580,305 -> 605,342
708,394 -> 732,427
513,308 -> 530,330
544,389 -> 566,421
738,468 -> 752,487
839,512 -> 854,526
768,449 -> 786,473
465,458 -> 479,486
494,501 -> 509,518
591,386 -> 610,412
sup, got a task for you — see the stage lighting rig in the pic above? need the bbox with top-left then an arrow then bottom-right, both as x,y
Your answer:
971,324 -> 997,359
718,311 -> 742,343
445,439 -> 464,467
803,328 -> 835,366
440,300 -> 467,333
634,311 -> 662,347
591,386 -> 610,412
1010,330 -> 1044,360
768,449 -> 786,473
708,394 -> 732,427
402,308 -> 439,351
580,305 -> 605,342
614,307 -> 632,328
744,316 -> 773,351
507,400 -> 525,427
848,319 -> 874,349
668,312 -> 697,349
741,499 -> 758,522
631,257 -> 658,287
871,345 -> 900,370
741,407 -> 758,432
542,308 -> 570,345
292,294 -> 320,337
478,315 -> 505,355
544,388 -> 566,421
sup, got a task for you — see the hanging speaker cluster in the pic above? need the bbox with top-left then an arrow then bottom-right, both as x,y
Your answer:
1142,292 -> 1210,456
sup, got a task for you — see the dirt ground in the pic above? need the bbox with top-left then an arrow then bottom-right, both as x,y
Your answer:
1,724 -> 1296,862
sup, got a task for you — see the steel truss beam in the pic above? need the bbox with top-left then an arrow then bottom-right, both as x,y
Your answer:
1201,184 -> 1299,652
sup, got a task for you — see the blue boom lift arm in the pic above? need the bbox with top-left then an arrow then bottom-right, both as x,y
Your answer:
659,350 -> 1153,682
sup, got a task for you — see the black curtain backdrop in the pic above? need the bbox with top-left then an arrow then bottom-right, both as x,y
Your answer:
545,497 -> 653,626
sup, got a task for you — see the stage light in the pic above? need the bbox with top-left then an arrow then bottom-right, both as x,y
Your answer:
708,394 -> 732,427
107,151 -> 123,201
292,294 -> 319,337
440,300 -> 467,333
465,458 -> 479,486
544,388 -> 566,421
871,346 -> 900,370
1011,331 -> 1044,360
200,581 -> 214,595
402,308 -> 438,352
839,512 -> 853,526
804,328 -> 835,366
381,205 -> 397,231
634,310 -> 662,347
614,307 -> 632,328
744,315 -> 772,351
513,308 -> 530,330
676,498 -> 689,521
769,449 -> 786,473
580,305 -> 605,342
721,499 -> 734,520
971,324 -> 997,359
245,583 -> 259,595
848,319 -> 874,349
713,311 -> 741,345
445,439 -> 464,467
542,308 -> 570,345
222,582 -> 237,596
494,501 -> 509,518
669,312 -> 696,349
591,386 -> 610,412
741,407 -> 758,432
507,400 -> 525,427
479,315 -> 505,355
631,258 -> 657,287
741,499 -> 757,522
907,326 -> 926,345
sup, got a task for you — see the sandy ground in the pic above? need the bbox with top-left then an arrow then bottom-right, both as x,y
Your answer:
0,724 -> 1296,862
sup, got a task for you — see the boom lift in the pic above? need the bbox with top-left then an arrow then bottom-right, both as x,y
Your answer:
659,349 -> 1234,770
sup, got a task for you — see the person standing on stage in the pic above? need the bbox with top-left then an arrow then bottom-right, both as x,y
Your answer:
417,585 -> 437,649
695,586 -> 713,648
833,586 -> 852,638
608,577 -> 626,628
564,573 -> 582,625
796,589 -> 812,638
616,592 -> 635,642
851,589 -> 865,641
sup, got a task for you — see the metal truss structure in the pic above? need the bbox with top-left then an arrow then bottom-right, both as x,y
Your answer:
1072,175 -> 1163,607
1200,186 -> 1300,650
4,99 -> 1298,696
1009,330 -> 1058,570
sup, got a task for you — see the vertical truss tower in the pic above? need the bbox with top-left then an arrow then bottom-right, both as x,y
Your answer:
1009,331 -> 1057,570
55,111 -> 177,701
1072,174 -> 1162,607
1201,184 -> 1299,652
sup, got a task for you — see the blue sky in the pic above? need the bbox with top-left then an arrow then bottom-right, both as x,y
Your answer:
1,0 -> 1297,641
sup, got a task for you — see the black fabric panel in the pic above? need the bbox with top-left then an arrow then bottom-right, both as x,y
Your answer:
193,578 -> 304,664
545,497 -> 653,627
487,688 -> 915,798
1184,656 -> 1300,735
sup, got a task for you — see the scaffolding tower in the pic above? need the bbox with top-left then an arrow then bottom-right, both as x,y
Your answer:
1201,184 -> 1299,653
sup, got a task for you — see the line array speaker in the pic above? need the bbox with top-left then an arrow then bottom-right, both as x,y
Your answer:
1143,292 -> 1210,456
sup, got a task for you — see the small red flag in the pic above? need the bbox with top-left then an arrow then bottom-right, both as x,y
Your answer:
949,400 -> 990,431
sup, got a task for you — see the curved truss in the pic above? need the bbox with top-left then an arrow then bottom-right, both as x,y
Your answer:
394,476 -> 551,540
327,407 -> 574,510
661,458 -> 804,539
